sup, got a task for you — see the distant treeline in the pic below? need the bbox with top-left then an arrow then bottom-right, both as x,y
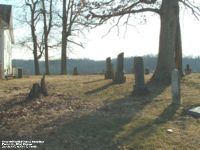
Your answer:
12,55 -> 200,75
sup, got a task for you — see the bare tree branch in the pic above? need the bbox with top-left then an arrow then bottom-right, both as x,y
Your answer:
179,0 -> 200,20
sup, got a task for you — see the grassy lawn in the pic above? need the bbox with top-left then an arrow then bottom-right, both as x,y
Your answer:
0,74 -> 200,150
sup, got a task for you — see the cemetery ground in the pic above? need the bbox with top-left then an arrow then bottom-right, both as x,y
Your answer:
0,74 -> 200,150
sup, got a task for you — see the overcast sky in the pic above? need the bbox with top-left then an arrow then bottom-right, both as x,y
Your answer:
2,1 -> 200,60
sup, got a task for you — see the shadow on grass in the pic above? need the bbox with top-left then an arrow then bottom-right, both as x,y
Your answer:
41,82 -> 173,150
0,96 -> 28,111
1,79 -> 177,150
83,79 -> 105,84
85,82 -> 113,95
123,104 -> 179,135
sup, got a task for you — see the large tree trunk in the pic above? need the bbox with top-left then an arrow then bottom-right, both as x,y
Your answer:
175,19 -> 183,76
44,38 -> 50,75
151,0 -> 180,84
31,24 -> 40,75
42,0 -> 50,75
33,48 -> 40,75
30,2 -> 40,75
61,0 -> 67,75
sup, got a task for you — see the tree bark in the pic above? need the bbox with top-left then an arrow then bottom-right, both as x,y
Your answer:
175,19 -> 183,76
61,0 -> 67,75
41,0 -> 50,75
31,16 -> 40,75
28,0 -> 41,75
151,0 -> 180,84
33,47 -> 40,75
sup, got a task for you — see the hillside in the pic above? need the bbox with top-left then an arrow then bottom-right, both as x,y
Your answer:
0,74 -> 199,149
12,56 -> 200,75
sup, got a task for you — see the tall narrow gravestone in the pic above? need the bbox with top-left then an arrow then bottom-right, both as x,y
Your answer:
113,53 -> 126,84
185,64 -> 192,75
133,57 -> 148,95
145,68 -> 150,75
171,69 -> 181,105
105,57 -> 113,79
73,67 -> 78,75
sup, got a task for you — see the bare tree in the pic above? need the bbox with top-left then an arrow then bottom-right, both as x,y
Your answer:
61,0 -> 67,75
25,0 -> 42,75
60,0 -> 88,75
89,0 -> 200,84
41,0 -> 53,75
17,0 -> 57,75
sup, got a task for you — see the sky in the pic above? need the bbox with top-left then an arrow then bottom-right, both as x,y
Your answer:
52,13 -> 200,60
2,1 -> 200,60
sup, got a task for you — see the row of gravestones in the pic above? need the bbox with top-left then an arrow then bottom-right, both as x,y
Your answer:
105,53 -> 192,82
105,52 -> 183,105
144,64 -> 192,75
72,56 -> 192,76
105,53 -> 148,94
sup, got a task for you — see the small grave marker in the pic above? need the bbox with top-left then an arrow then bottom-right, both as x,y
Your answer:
73,67 -> 79,75
188,106 -> 200,117
171,69 -> 181,105
185,64 -> 192,75
145,68 -> 150,75
27,75 -> 48,100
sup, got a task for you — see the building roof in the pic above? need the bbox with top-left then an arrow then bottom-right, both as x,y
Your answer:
0,4 -> 14,43
0,4 -> 12,26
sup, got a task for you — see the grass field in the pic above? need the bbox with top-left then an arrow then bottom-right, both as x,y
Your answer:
0,74 -> 200,150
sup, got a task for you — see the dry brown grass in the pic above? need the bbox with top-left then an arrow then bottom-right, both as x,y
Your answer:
0,74 -> 200,150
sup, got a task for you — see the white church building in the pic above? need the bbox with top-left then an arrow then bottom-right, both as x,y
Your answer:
0,4 -> 14,79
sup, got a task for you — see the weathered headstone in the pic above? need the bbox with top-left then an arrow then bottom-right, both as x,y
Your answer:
145,68 -> 150,75
188,106 -> 200,117
105,57 -> 113,79
18,68 -> 23,78
27,75 -> 48,100
171,69 -> 181,105
185,64 -> 192,75
113,53 -> 126,84
73,67 -> 78,75
28,83 -> 41,100
133,57 -> 148,95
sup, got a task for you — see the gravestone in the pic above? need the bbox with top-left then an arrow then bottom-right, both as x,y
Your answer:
113,53 -> 126,84
18,68 -> 23,78
185,64 -> 192,75
73,67 -> 78,75
27,75 -> 48,100
105,57 -> 113,79
145,68 -> 150,75
188,106 -> 200,117
133,57 -> 148,95
171,69 -> 181,105
28,83 -> 41,100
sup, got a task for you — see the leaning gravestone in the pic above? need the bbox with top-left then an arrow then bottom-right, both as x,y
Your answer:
171,69 -> 181,105
145,68 -> 150,75
105,57 -> 113,79
28,83 -> 41,100
27,75 -> 48,100
113,53 -> 126,84
73,67 -> 79,75
188,106 -> 200,118
185,64 -> 192,75
133,57 -> 148,95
